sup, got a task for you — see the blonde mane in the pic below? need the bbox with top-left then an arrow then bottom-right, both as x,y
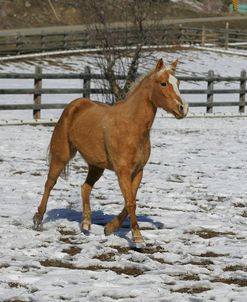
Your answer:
126,64 -> 173,98
126,68 -> 156,98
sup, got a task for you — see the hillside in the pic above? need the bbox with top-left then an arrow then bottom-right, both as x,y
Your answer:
0,0 -> 245,31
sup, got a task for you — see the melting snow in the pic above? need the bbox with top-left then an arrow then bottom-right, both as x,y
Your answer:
0,50 -> 247,301
0,116 -> 247,301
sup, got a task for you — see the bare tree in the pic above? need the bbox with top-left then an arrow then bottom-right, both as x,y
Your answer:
84,0 -> 161,103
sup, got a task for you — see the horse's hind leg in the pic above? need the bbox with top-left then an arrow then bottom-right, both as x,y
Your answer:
33,157 -> 70,229
81,165 -> 104,232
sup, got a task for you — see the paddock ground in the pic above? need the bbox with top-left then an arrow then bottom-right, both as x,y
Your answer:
0,116 -> 247,302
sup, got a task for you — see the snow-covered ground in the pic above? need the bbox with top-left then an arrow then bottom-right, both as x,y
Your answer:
0,50 -> 247,301
0,115 -> 247,302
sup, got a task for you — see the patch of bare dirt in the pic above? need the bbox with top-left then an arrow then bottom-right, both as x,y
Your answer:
171,286 -> 210,294
93,252 -> 116,262
58,227 -> 78,236
58,227 -> 83,245
223,264 -> 247,272
185,259 -> 214,266
241,211 -> 247,217
198,251 -> 228,257
177,273 -> 200,281
62,246 -> 82,256
0,263 -> 10,269
40,259 -> 76,270
86,265 -> 144,277
212,277 -> 247,287
92,244 -> 166,263
188,229 -> 235,239
110,243 -> 165,254
40,259 -> 144,276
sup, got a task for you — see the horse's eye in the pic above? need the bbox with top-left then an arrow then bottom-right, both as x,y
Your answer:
160,82 -> 167,87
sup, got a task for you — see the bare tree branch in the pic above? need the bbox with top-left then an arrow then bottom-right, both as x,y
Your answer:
85,0 -> 159,102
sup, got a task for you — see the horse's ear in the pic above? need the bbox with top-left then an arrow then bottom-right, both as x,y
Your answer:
170,59 -> 178,75
155,58 -> 164,71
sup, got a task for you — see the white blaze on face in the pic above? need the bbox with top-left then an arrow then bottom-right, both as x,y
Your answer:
168,74 -> 182,99
168,74 -> 189,115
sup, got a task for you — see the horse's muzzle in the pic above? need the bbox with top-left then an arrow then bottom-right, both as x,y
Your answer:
176,101 -> 189,119
180,102 -> 189,117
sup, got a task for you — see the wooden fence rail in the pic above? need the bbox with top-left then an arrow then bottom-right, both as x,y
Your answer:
0,66 -> 246,118
0,25 -> 247,57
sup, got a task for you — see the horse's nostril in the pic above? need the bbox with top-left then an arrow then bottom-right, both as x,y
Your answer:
179,104 -> 184,114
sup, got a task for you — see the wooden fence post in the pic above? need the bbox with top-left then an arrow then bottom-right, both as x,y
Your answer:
85,31 -> 90,48
63,32 -> 67,49
207,70 -> 214,113
41,31 -> 45,51
225,22 -> 229,50
239,69 -> 246,113
178,24 -> 184,44
16,33 -> 21,55
33,66 -> 42,119
83,66 -> 91,98
201,25 -> 206,46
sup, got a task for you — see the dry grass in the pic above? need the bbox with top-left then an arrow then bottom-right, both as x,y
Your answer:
110,243 -> 165,255
62,246 -> 82,256
40,259 -> 144,276
188,229 -> 235,239
177,273 -> 200,281
93,252 -> 116,262
198,251 -> 228,257
171,287 -> 210,294
212,277 -> 247,287
223,264 -> 247,272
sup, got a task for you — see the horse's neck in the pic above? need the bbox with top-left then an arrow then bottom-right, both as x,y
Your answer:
123,79 -> 157,131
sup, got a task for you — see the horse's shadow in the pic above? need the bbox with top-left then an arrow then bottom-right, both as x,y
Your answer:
43,207 -> 164,241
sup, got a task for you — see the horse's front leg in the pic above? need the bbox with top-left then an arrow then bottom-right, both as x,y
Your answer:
104,207 -> 128,236
104,170 -> 143,237
116,170 -> 144,244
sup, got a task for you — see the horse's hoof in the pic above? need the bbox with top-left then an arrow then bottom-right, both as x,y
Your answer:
104,224 -> 113,236
82,229 -> 90,236
33,223 -> 43,231
33,213 -> 43,231
82,223 -> 91,235
133,242 -> 146,249
132,234 -> 145,244
82,222 -> 91,230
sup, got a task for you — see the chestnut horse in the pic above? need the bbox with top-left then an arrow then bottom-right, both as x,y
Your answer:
33,58 -> 188,244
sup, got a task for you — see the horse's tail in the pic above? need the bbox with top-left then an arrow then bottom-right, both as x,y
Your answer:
46,100 -> 81,180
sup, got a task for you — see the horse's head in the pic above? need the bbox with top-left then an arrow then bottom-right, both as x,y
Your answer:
151,58 -> 189,119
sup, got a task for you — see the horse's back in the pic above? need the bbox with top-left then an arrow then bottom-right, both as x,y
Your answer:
63,98 -> 109,118
65,98 -> 110,127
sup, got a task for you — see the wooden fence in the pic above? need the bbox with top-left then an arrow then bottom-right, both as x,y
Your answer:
0,66 -> 246,118
0,25 -> 247,57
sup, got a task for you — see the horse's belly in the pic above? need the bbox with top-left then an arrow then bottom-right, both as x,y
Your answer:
74,136 -> 110,169
79,147 -> 112,170
70,125 -> 110,169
